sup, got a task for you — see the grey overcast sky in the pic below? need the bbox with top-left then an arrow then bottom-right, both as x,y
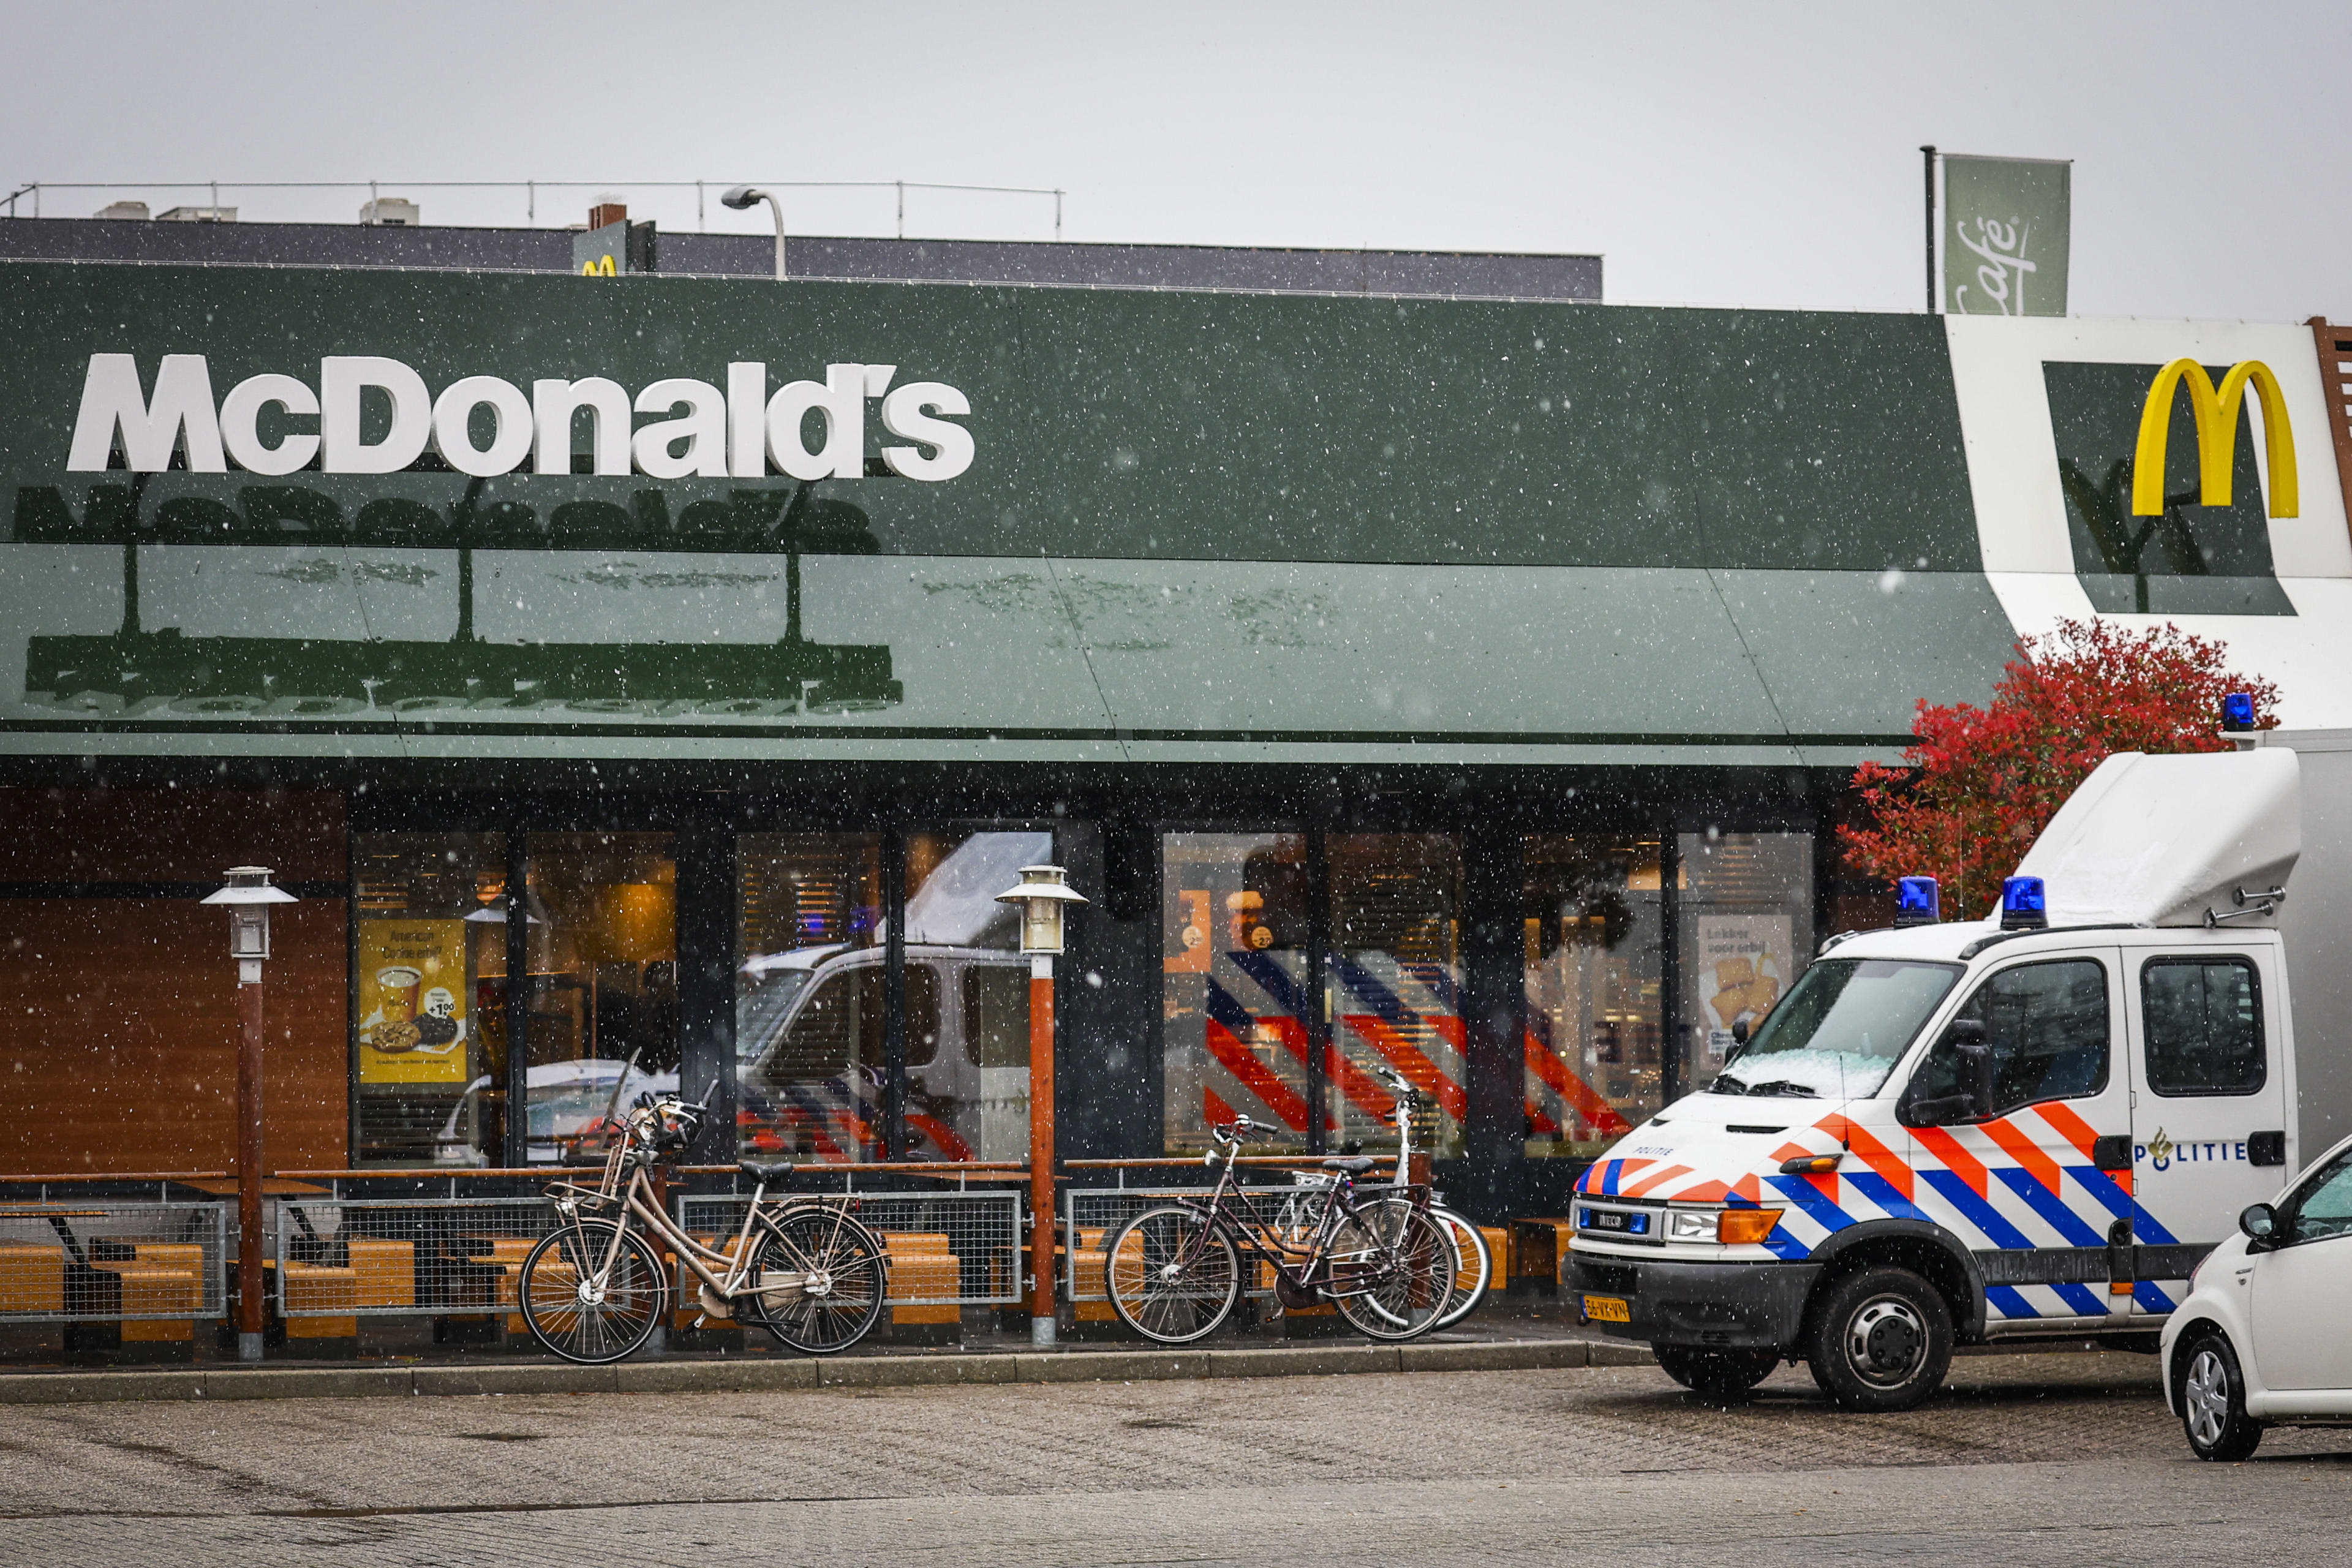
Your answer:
6,1 -> 2347,322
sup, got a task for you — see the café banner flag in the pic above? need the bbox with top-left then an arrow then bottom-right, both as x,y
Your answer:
1942,153 -> 2071,317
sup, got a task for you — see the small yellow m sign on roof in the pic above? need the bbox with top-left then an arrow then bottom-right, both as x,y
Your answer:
2133,358 -> 2297,518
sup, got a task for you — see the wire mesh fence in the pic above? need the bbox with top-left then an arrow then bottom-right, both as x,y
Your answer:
273,1196 -> 557,1318
676,1191 -> 1024,1306
1065,1182 -> 1342,1302
0,1202 -> 227,1322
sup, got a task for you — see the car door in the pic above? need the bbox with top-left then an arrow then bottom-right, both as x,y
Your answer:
2247,1145 -> 2352,1392
2124,948 -> 2291,1315
1902,952 -> 2133,1325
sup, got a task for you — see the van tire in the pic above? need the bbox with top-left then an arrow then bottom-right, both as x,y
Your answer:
1656,1345 -> 1779,1401
1802,1265 -> 1952,1412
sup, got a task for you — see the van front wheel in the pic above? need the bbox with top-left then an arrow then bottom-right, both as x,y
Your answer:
1803,1266 -> 1952,1412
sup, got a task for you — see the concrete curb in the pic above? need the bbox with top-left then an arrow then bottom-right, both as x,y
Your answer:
0,1337 -> 1647,1405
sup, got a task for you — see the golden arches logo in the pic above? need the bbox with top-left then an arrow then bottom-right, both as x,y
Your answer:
580,254 -> 616,277
2132,358 -> 2297,518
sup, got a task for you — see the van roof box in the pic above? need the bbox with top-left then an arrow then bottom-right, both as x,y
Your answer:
2012,749 -> 2301,929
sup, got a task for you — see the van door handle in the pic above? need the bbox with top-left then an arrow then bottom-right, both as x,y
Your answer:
2248,1131 -> 2286,1167
2092,1134 -> 2133,1171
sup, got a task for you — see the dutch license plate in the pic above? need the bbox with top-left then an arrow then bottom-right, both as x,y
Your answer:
1583,1294 -> 1630,1324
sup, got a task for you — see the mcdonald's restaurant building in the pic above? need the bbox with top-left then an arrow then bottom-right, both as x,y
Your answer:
4,228 -> 2351,1228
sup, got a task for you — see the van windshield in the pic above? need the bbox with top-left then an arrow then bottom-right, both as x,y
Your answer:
736,970 -> 813,1063
1713,958 -> 1959,1100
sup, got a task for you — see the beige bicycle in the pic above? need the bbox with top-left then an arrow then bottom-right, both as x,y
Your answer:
519,1082 -> 889,1363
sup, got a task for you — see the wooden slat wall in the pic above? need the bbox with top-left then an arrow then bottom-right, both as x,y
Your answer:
2308,318 -> 2352,552
0,790 -> 349,1175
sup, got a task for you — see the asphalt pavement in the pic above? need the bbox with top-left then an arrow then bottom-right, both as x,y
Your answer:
1,1350 -> 2346,1566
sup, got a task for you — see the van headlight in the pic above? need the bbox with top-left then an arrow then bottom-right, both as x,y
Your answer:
1666,1209 -> 1718,1242
1664,1207 -> 1785,1245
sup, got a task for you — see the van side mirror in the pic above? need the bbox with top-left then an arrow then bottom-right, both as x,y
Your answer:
1897,1018 -> 1995,1128
2240,1202 -> 2280,1250
1730,1019 -> 1749,1047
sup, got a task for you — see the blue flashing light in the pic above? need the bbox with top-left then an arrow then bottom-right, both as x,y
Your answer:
2221,692 -> 2256,733
2000,875 -> 2048,930
1894,876 -> 1941,926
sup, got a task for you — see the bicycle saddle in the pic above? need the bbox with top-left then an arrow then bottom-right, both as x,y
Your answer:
737,1159 -> 797,1183
1320,1156 -> 1379,1175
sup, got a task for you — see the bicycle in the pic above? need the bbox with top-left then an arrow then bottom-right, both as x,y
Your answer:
517,1080 -> 891,1364
1269,1069 -> 1491,1329
1102,1114 -> 1454,1344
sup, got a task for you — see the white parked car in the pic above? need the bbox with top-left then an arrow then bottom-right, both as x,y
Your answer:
2162,1129 -> 2352,1459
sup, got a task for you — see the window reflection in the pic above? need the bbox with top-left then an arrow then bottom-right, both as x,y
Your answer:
735,834 -> 883,1161
900,829 -> 1051,1161
1522,837 -> 1662,1158
522,834 -> 677,1164
352,832 -> 507,1167
1161,834 -> 1311,1155
1329,834 -> 1463,1161
1677,831 -> 1814,1100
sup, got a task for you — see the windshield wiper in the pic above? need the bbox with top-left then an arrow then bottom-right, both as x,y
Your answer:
1741,1080 -> 1820,1099
1710,1074 -> 1749,1095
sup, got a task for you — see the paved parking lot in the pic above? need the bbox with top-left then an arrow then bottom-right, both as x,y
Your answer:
1,1351 -> 2346,1566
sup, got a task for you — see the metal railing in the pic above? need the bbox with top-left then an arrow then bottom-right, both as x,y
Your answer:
273,1196 -> 556,1319
0,1201 -> 227,1322
677,1189 -> 1025,1307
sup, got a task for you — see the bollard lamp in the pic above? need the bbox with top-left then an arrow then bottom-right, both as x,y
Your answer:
992,864 -> 1087,1349
203,865 -> 295,1362
203,865 -> 297,973
993,864 -> 1088,957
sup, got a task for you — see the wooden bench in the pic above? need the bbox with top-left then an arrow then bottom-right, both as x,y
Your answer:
92,1243 -> 205,1343
882,1232 -> 960,1327
0,1242 -> 65,1314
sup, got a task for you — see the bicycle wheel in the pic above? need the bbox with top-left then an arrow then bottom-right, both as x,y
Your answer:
519,1218 -> 666,1365
1327,1199 -> 1453,1342
1105,1205 -> 1241,1344
1432,1206 -> 1491,1329
745,1204 -> 889,1355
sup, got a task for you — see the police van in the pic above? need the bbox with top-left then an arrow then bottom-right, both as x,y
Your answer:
1569,727 -> 2352,1409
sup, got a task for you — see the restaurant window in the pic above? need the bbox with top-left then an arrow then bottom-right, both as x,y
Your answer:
735,834 -> 885,1161
1329,834 -> 1464,1161
1162,833 -> 1311,1155
352,832 -> 508,1167
1676,830 -> 1814,1099
901,829 -> 1050,1161
522,834 -> 677,1164
1522,836 -> 1664,1158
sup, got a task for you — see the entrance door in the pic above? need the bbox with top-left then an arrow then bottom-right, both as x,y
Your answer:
2248,1143 -> 2352,1392
2124,948 -> 2291,1314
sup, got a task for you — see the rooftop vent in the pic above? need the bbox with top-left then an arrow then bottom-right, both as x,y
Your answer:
92,200 -> 149,221
359,196 -> 420,227
587,197 -> 627,231
157,205 -> 236,222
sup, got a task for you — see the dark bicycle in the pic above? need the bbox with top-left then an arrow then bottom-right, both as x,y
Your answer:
1101,1114 -> 1455,1344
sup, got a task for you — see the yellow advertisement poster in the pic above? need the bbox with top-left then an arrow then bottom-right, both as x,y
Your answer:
357,920 -> 470,1084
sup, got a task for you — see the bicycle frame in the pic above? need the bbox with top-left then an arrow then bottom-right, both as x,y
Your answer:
1175,1147 -> 1423,1302
545,1125 -> 846,1314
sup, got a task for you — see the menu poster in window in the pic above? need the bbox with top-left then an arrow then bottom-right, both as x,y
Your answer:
358,920 -> 470,1084
1695,914 -> 1790,1061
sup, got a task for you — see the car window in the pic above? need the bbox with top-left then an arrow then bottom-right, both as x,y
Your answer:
2143,958 -> 2266,1096
759,963 -> 940,1082
2287,1150 -> 2352,1245
1912,959 -> 2109,1118
963,965 -> 1030,1070
903,966 -> 941,1068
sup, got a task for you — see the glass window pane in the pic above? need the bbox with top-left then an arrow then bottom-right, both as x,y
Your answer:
2143,959 -> 2266,1096
1523,836 -> 1662,1157
2290,1152 -> 2352,1242
352,832 -> 506,1167
1162,833 -> 1311,1155
736,834 -> 882,1161
1330,834 -> 1463,1161
1915,959 -> 2109,1116
1677,831 -> 1814,1097
903,829 -> 1050,1162
524,833 -> 676,1164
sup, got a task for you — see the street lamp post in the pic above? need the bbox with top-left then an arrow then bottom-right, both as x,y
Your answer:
720,186 -> 786,280
202,866 -> 297,1363
993,864 -> 1087,1349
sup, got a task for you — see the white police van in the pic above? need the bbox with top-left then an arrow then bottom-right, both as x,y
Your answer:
1569,724 -> 2352,1410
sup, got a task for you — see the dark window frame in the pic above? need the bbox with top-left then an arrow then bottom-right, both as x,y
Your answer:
2139,956 -> 2268,1099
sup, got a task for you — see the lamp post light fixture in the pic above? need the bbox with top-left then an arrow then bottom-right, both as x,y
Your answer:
993,864 -> 1087,1348
720,185 -> 786,281
202,867 -> 297,1363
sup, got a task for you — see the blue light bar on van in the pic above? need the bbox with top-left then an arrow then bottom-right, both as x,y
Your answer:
1894,876 -> 1940,925
1999,876 -> 2048,930
2221,692 -> 2256,733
